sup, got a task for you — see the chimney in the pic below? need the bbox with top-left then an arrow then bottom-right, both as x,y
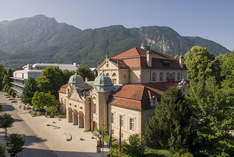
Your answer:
141,44 -> 152,67
179,55 -> 184,68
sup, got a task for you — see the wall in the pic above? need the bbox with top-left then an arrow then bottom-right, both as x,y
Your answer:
110,105 -> 142,140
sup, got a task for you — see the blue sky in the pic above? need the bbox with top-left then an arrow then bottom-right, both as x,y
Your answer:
0,0 -> 233,50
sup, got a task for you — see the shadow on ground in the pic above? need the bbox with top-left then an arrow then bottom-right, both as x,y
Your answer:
14,118 -> 23,122
2,104 -> 15,111
23,135 -> 47,146
19,148 -> 105,157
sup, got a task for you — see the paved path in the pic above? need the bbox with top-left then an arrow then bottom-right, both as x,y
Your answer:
0,92 -> 106,157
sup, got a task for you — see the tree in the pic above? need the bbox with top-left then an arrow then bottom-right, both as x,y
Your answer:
219,51 -> 234,88
62,70 -> 75,84
46,105 -> 58,117
188,78 -> 234,156
0,145 -> 5,157
93,126 -> 107,147
32,91 -> 59,111
2,74 -> 9,88
7,134 -> 24,157
0,114 -> 14,138
145,88 -> 195,153
77,65 -> 95,81
122,134 -> 145,157
7,69 -> 13,78
21,78 -> 37,105
36,66 -> 64,97
184,46 -> 221,82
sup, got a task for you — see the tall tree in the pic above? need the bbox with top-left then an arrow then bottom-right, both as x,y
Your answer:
188,78 -> 234,156
21,78 -> 37,105
220,51 -> 234,88
32,91 -> 59,111
145,88 -> 195,153
7,134 -> 24,157
0,114 -> 14,138
2,74 -> 9,88
62,70 -> 74,84
7,69 -> 13,78
36,66 -> 64,97
76,65 -> 95,81
184,46 -> 221,82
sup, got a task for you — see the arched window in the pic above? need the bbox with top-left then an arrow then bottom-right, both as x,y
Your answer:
152,72 -> 156,81
112,73 -> 116,77
106,73 -> 109,76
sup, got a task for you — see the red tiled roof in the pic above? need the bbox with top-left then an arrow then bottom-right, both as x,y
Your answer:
59,84 -> 68,94
111,47 -> 181,69
110,82 -> 178,110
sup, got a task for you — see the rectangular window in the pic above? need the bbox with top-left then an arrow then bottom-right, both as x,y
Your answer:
160,72 -> 164,81
120,115 -> 124,127
93,103 -> 96,113
111,113 -> 114,123
129,118 -> 134,131
177,72 -> 181,81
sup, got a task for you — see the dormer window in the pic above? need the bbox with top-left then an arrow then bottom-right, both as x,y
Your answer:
106,63 -> 109,67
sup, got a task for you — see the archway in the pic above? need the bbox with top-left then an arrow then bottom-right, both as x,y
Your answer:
78,111 -> 84,128
68,108 -> 73,123
73,110 -> 78,125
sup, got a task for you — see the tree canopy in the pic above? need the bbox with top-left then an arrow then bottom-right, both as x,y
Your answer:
184,46 -> 221,82
32,91 -> 59,111
21,78 -> 37,105
36,66 -> 65,97
145,88 -> 195,153
76,65 -> 95,81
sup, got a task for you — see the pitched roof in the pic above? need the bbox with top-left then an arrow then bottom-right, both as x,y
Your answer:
110,82 -> 178,110
59,84 -> 68,94
111,47 -> 181,69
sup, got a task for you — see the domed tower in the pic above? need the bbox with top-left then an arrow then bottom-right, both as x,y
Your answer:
68,74 -> 84,88
93,71 -> 113,129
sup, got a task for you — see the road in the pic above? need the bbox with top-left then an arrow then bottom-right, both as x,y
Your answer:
0,93 -> 58,157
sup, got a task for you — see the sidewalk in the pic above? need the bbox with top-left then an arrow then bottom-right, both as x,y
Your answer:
1,92 -> 108,157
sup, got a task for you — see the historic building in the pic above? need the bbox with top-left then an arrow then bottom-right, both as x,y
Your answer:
59,46 -> 186,140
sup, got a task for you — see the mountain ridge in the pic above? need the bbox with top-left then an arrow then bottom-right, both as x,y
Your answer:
0,15 -> 230,68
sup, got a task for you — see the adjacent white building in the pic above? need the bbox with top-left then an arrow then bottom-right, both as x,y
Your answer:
11,63 -> 78,95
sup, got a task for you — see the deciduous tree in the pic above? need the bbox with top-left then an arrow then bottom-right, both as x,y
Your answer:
32,91 -> 59,111
36,67 -> 64,97
0,114 -> 14,138
184,46 -> 221,82
77,65 -> 95,81
7,134 -> 24,157
21,78 -> 37,105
